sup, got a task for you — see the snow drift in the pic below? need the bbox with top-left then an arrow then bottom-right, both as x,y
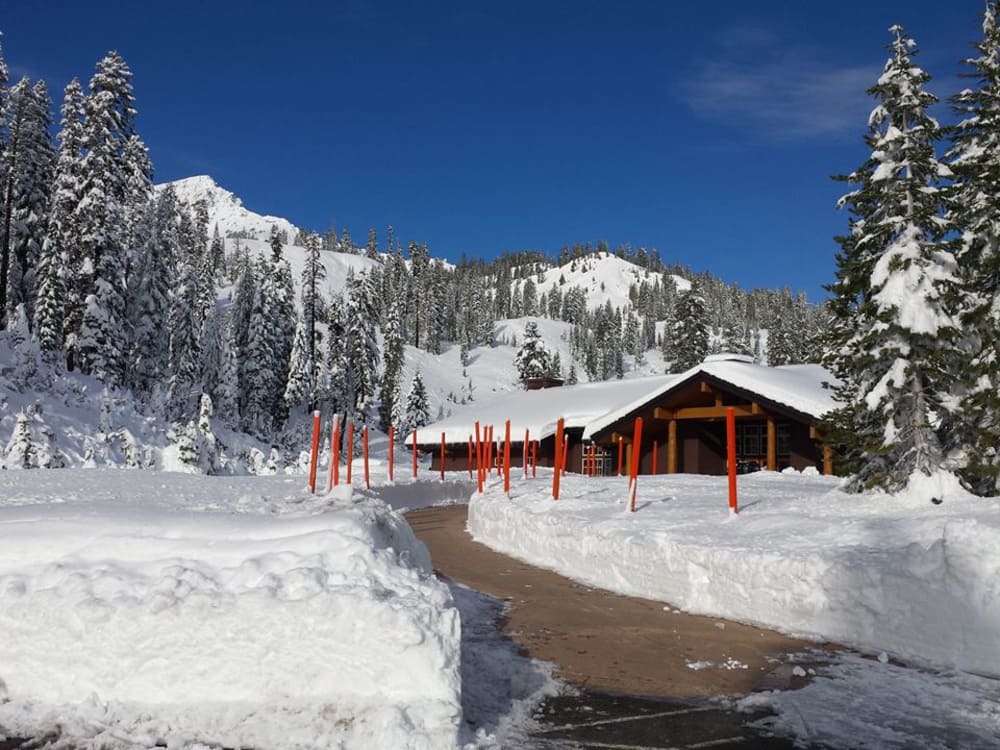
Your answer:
468,471 -> 1000,678
0,477 -> 461,749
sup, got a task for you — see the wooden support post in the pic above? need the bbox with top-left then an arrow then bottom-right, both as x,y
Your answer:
412,428 -> 418,478
563,435 -> 569,475
440,432 -> 446,481
504,420 -> 511,495
553,418 -> 565,500
766,416 -> 777,471
727,407 -> 738,513
629,418 -> 643,512
308,411 -> 321,494
329,415 -> 340,490
617,436 -> 624,476
823,444 -> 834,476
468,436 -> 473,479
486,426 -> 493,476
346,422 -> 354,484
388,424 -> 395,482
363,426 -> 370,488
652,440 -> 658,475
531,439 -> 537,478
524,428 -> 530,477
667,419 -> 677,474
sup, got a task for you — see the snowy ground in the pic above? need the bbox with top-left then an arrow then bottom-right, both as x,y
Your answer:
0,469 -> 557,750
468,468 -> 1000,749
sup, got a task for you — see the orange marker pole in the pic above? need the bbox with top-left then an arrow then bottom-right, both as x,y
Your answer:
553,417 -> 565,500
532,440 -> 537,478
475,421 -> 483,493
523,428 -> 530,477
629,417 -> 643,512
652,440 -> 658,476
439,432 -> 446,481
504,420 -> 511,495
346,422 -> 355,484
332,416 -> 341,487
617,436 -> 624,476
412,428 -> 418,478
388,425 -> 395,482
468,436 -> 474,479
328,415 -> 340,490
308,410 -> 321,494
487,426 -> 494,476
727,407 -> 738,514
363,426 -> 370,488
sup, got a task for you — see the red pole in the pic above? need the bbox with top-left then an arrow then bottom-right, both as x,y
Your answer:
328,415 -> 340,490
440,432 -> 446,481
468,436 -> 473,479
388,425 -> 395,482
308,410 -> 321,494
363,426 -> 370,488
475,421 -> 483,493
332,416 -> 340,488
553,418 -> 565,500
412,428 -> 418,478
346,422 -> 355,484
487,426 -> 494,476
523,428 -> 530,477
652,440 -> 658,475
630,417 -> 643,512
532,440 -> 537,478
504,420 -> 511,495
617,436 -> 624,476
727,407 -> 738,513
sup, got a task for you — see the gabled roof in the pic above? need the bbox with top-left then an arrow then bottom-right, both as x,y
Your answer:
412,358 -> 837,446
582,360 -> 837,439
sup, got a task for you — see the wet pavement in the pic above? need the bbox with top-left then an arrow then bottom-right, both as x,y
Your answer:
529,691 -> 797,750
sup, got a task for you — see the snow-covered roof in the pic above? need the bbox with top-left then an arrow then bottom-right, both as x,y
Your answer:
582,361 -> 836,439
414,359 -> 836,445
412,375 -> 679,445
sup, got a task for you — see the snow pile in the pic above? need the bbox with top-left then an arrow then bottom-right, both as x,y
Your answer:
0,475 -> 461,749
468,471 -> 1000,677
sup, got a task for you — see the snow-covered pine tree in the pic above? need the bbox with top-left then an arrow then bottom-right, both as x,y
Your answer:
344,269 -> 380,420
2,79 -> 55,326
403,370 -> 431,433
37,78 -> 85,360
948,1 -> 1000,493
301,231 -> 325,364
514,320 -> 552,381
75,52 -> 143,384
241,280 -> 275,435
283,316 -> 315,413
378,298 -> 405,432
269,256 -> 296,422
669,284 -> 709,371
824,25 -> 961,493
325,296 -> 353,419
5,411 -> 36,469
209,223 -> 224,278
167,217 -> 202,421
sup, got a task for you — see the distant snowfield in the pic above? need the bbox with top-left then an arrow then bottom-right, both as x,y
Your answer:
0,469 -> 552,750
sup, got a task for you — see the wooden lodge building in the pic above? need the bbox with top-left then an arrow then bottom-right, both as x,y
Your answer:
413,355 -> 838,476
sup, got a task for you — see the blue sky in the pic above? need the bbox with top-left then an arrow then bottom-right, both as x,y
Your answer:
2,1 -> 986,299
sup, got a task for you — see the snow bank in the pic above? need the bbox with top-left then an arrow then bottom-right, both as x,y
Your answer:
0,476 -> 461,749
468,471 -> 1000,677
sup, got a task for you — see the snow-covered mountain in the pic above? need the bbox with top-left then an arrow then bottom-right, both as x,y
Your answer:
534,251 -> 689,311
163,175 -> 300,243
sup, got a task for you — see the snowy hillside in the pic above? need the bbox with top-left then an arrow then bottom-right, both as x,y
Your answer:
533,251 -> 690,311
163,175 -> 300,242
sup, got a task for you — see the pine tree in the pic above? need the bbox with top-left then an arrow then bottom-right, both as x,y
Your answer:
948,2 -> 1000,493
404,370 -> 431,432
241,280 -> 275,434
283,316 -> 315,413
824,25 -> 960,493
5,411 -> 36,469
2,79 -> 55,326
301,231 -> 325,364
669,285 -> 709,371
378,299 -> 405,432
514,320 -> 552,380
344,270 -> 380,420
